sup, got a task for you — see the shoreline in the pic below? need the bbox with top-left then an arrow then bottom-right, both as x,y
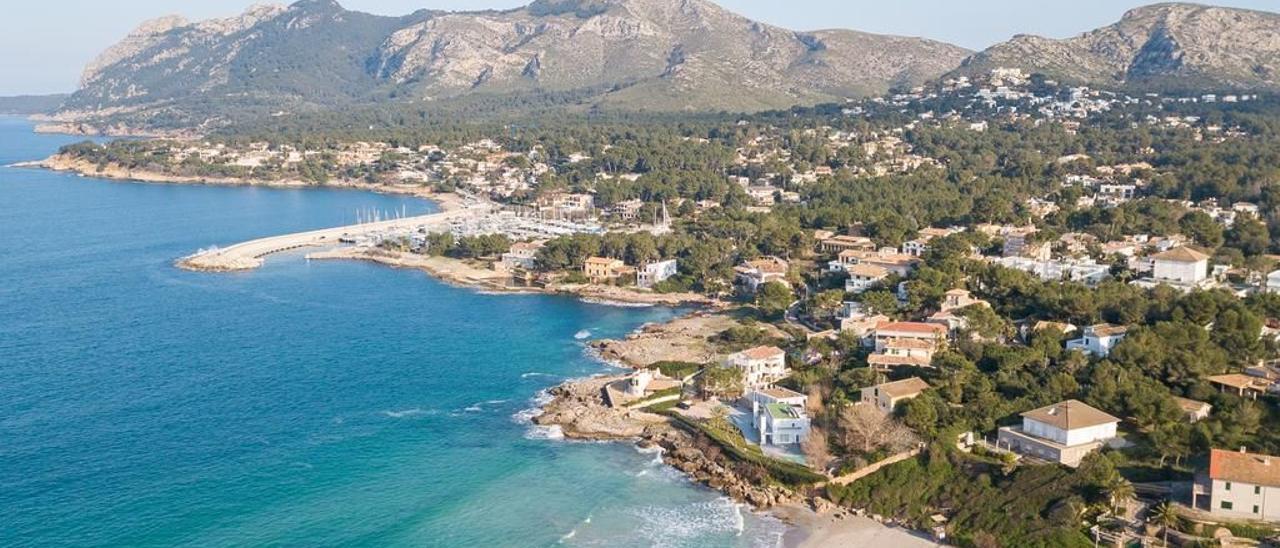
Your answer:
20,154 -> 450,201
23,152 -> 938,546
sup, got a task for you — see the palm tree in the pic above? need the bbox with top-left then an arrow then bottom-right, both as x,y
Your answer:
1151,501 -> 1180,547
1104,474 -> 1135,517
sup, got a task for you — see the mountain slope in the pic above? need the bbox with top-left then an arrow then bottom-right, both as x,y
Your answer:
52,0 -> 969,132
952,3 -> 1280,91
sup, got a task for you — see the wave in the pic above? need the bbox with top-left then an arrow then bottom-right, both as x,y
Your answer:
464,406 -> 482,412
574,329 -> 592,340
521,372 -> 554,379
578,297 -> 656,308
524,424 -> 564,440
382,408 -> 430,418
630,498 -> 748,545
557,513 -> 592,544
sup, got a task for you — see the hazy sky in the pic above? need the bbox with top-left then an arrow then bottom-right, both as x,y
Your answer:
1,0 -> 1275,95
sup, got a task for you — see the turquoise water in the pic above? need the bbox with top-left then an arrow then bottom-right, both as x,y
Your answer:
0,117 -> 787,547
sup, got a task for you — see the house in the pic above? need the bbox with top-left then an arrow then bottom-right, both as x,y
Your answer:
844,264 -> 890,293
1208,374 -> 1271,399
996,399 -> 1120,467
746,386 -> 808,408
1197,448 -> 1280,522
637,259 -> 678,288
1149,246 -> 1211,287
1266,270 -> 1280,294
940,288 -> 986,312
726,346 -> 788,388
500,240 -> 545,270
734,257 -> 789,293
583,257 -> 627,283
1001,227 -> 1048,260
820,234 -> 876,254
861,377 -> 930,414
868,322 -> 948,370
1066,324 -> 1129,357
829,248 -> 920,277
902,227 -> 962,257
840,313 -> 891,339
753,401 -> 811,446
1173,396 -> 1212,423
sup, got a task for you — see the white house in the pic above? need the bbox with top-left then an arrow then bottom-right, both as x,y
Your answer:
1266,270 -> 1280,294
637,259 -> 678,288
844,264 -> 890,293
753,401 -> 811,446
734,257 -> 789,293
1066,324 -> 1129,357
861,377 -> 930,414
726,346 -> 788,388
1197,448 -> 1280,522
1150,246 -> 1210,286
500,240 -> 545,270
996,399 -> 1120,467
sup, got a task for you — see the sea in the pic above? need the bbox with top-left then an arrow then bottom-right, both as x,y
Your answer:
0,117 -> 789,547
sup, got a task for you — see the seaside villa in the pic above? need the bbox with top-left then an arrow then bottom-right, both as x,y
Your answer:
583,257 -> 628,284
636,259 -> 678,289
996,399 -> 1120,467
726,346 -> 788,388
747,387 -> 811,447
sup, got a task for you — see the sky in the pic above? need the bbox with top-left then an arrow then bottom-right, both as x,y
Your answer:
0,0 -> 1275,96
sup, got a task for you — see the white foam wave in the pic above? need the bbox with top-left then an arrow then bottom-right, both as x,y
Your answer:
578,297 -> 656,308
521,372 -> 554,379
524,424 -> 564,440
382,408 -> 429,418
464,406 -> 482,412
574,329 -> 592,340
629,498 -> 747,545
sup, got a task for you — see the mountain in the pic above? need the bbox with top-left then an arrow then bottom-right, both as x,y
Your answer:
0,94 -> 68,115
951,3 -> 1280,92
51,0 -> 969,133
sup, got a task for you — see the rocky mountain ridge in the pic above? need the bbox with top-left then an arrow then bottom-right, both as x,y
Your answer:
952,3 -> 1280,91
51,0 -> 969,132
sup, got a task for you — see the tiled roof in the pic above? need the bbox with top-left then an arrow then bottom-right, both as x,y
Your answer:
1152,246 -> 1211,263
876,377 -> 930,399
1021,399 -> 1119,431
875,321 -> 949,336
1210,448 -> 1280,488
738,345 -> 785,360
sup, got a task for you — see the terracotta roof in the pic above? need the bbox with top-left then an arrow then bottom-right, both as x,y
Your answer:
1152,246 -> 1211,263
875,321 -> 949,336
1210,448 -> 1280,488
584,257 -> 622,266
738,345 -> 785,360
884,338 -> 937,350
1020,399 -> 1119,431
876,377 -> 930,399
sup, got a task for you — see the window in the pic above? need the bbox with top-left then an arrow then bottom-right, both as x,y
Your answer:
1221,501 -> 1234,510
1226,482 -> 1232,491
1254,505 -> 1260,514
1256,486 -> 1262,495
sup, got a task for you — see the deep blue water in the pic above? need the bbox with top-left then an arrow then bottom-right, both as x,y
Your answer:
0,118 -> 786,547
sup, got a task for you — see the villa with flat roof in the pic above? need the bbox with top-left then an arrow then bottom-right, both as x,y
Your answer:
752,400 -> 810,447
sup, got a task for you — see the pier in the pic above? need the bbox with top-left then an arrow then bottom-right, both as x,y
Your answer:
178,206 -> 480,272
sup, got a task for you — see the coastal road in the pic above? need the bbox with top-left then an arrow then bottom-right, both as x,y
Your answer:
179,205 -> 485,271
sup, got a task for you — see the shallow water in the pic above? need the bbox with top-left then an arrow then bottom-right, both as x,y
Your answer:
0,118 -> 787,547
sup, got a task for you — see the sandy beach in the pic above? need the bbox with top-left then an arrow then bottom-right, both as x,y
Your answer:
772,503 -> 943,548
